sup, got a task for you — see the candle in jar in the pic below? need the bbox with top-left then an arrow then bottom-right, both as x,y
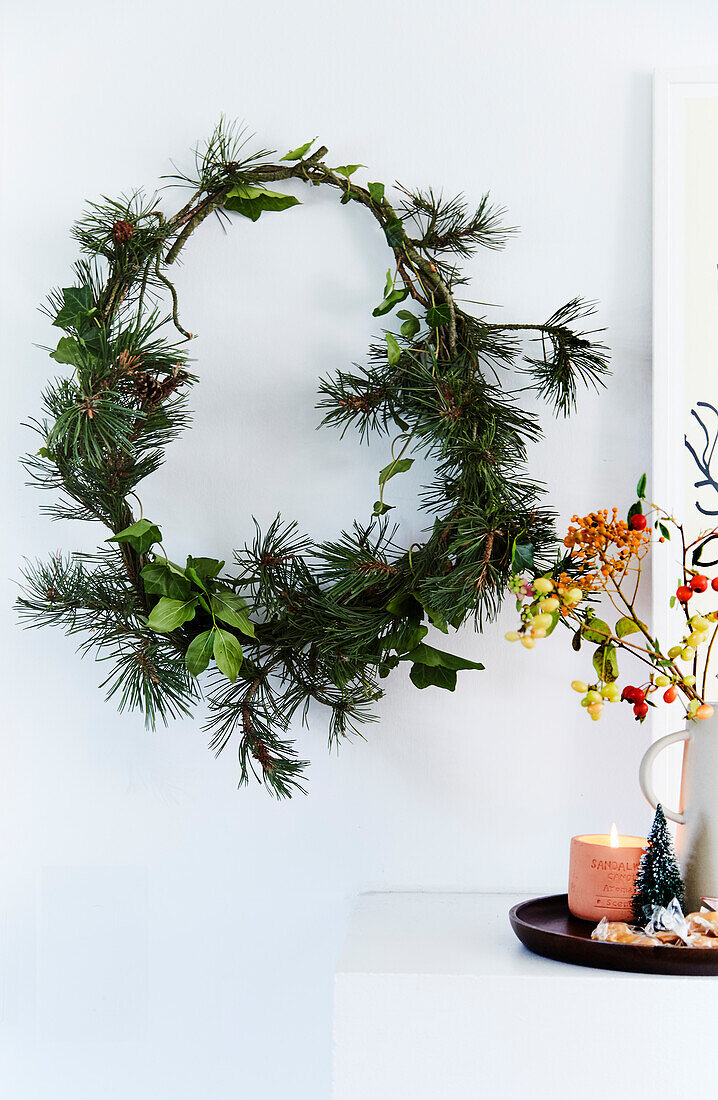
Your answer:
568,825 -> 646,921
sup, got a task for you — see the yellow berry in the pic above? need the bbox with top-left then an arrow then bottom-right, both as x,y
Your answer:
571,680 -> 588,693
687,632 -> 703,647
580,697 -> 590,707
602,684 -> 620,700
681,647 -> 696,662
541,597 -> 560,613
521,636 -> 536,649
505,631 -> 521,642
566,587 -> 583,604
586,690 -> 602,705
668,645 -> 682,660
532,612 -> 553,629
655,675 -> 670,687
533,577 -> 554,595
531,627 -> 547,639
683,674 -> 696,686
691,616 -> 711,630
587,702 -> 603,719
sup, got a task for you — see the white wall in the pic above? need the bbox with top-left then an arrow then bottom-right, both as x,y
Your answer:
1,1 -> 716,1096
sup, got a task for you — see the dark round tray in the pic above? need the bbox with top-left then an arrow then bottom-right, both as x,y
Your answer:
509,894 -> 718,975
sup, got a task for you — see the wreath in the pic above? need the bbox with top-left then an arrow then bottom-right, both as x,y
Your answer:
18,122 -> 609,796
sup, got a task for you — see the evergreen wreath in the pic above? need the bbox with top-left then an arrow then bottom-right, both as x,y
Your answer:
18,121 -> 609,796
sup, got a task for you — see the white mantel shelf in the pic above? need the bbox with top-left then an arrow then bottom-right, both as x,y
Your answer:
333,892 -> 718,1100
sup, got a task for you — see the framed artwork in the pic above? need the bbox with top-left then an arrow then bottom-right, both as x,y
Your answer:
653,70 -> 718,765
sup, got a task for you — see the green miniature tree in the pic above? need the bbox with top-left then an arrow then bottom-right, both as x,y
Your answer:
632,804 -> 685,922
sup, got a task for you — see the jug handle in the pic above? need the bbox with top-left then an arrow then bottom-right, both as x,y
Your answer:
638,730 -> 689,825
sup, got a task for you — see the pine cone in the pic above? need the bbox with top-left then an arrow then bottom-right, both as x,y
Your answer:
112,220 -> 134,245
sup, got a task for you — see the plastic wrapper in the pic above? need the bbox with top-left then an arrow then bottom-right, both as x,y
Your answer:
590,918 -> 661,946
591,897 -> 718,947
644,897 -> 691,945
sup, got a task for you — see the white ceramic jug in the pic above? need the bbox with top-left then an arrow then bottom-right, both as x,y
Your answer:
639,710 -> 718,910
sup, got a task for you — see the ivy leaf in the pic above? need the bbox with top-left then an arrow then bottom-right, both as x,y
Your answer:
385,333 -> 401,366
372,287 -> 410,317
511,540 -> 534,572
107,518 -> 162,555
424,606 -> 449,634
49,337 -> 83,366
426,303 -> 452,328
281,137 -> 317,161
593,642 -> 619,683
185,629 -> 216,677
224,184 -> 300,222
334,164 -> 364,177
213,627 -> 243,682
397,310 -> 420,340
141,561 -> 192,601
53,285 -> 94,330
385,592 -> 423,622
410,663 -> 457,691
379,457 -> 413,487
615,616 -> 644,639
368,181 -> 385,203
383,217 -> 404,249
582,617 -> 612,644
636,473 -> 647,499
210,590 -> 256,637
186,556 -> 224,581
147,595 -> 198,633
403,642 -> 484,672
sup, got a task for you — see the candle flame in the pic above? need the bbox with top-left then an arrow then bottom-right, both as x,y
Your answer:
610,823 -> 619,848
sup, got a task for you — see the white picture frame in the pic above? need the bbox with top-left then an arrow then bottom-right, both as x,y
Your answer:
652,70 -> 718,797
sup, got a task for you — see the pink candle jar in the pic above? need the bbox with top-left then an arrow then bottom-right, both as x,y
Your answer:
568,827 -> 646,921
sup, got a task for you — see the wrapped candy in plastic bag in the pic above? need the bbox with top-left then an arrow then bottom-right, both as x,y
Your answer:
590,917 -> 661,946
643,897 -> 691,945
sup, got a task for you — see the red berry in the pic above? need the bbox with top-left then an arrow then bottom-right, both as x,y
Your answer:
711,577 -> 718,593
621,685 -> 635,702
632,688 -> 646,705
630,513 -> 647,530
690,575 -> 709,592
634,702 -> 649,718
676,585 -> 693,602
663,686 -> 678,703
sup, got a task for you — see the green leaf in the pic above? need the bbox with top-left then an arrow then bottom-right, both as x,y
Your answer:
397,311 -> 420,339
147,595 -> 198,633
224,184 -> 301,222
53,285 -> 94,330
425,606 -> 449,634
615,616 -> 644,639
582,617 -> 611,644
383,217 -> 404,249
572,629 -> 582,652
385,593 -> 423,622
385,333 -> 401,366
426,303 -> 451,328
636,473 -> 647,499
373,500 -> 395,516
543,610 -> 561,637
185,629 -> 216,677
372,287 -> 410,317
49,337 -> 83,366
141,561 -> 192,601
593,642 -> 619,684
658,522 -> 671,540
511,541 -> 534,573
627,501 -> 643,523
403,642 -> 484,672
213,627 -> 243,682
107,518 -> 162,555
410,663 -> 457,690
281,138 -> 317,161
368,181 -> 385,203
186,556 -> 224,581
334,164 -> 364,177
210,590 -> 256,637
379,457 -> 413,487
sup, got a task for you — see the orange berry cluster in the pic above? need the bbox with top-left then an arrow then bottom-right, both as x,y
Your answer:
563,509 -> 650,586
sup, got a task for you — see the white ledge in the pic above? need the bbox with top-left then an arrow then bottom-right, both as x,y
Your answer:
334,892 -> 717,1099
